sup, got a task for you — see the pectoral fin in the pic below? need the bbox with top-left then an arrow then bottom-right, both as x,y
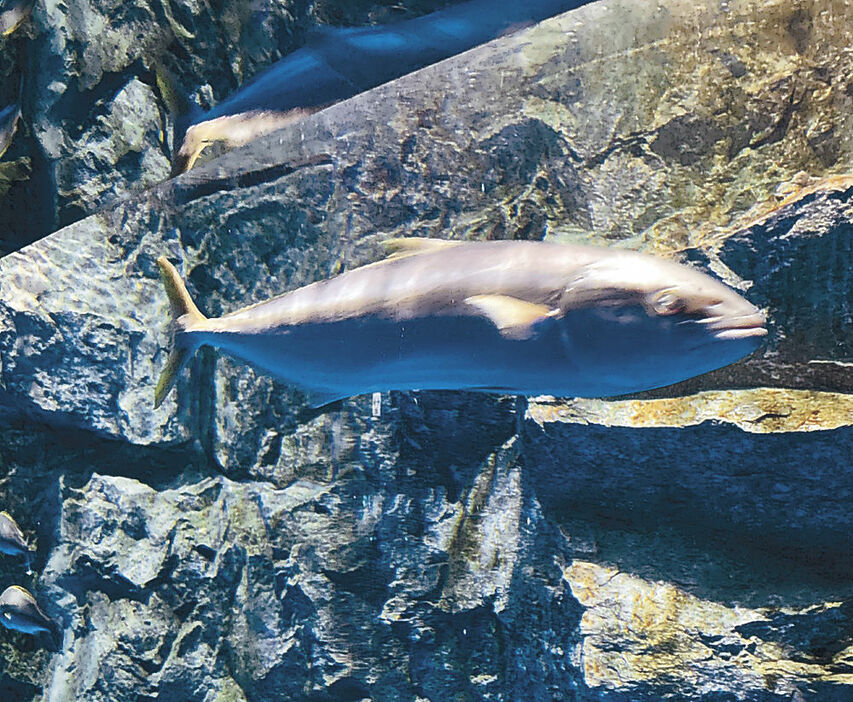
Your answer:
465,294 -> 555,340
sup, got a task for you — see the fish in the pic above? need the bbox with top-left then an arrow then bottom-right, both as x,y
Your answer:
0,0 -> 33,36
170,0 -> 589,174
0,511 -> 31,573
153,238 -> 767,408
0,99 -> 20,160
0,586 -> 53,636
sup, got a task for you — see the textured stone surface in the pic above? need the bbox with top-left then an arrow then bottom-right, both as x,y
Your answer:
32,449 -> 582,701
567,561 -> 853,698
529,389 -> 853,433
1,0 -> 453,251
0,0 -> 850,700
524,415 -> 853,603
1,0 -> 850,455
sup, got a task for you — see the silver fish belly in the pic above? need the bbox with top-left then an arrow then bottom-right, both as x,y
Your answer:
154,239 -> 767,408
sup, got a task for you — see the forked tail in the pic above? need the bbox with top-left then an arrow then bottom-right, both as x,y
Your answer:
152,62 -> 201,177
154,257 -> 207,408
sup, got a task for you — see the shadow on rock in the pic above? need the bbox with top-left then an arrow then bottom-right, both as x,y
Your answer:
524,418 -> 853,607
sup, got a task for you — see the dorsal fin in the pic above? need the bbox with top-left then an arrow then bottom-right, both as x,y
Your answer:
382,238 -> 462,259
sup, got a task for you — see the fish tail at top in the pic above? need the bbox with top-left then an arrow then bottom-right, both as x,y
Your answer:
152,61 -> 201,176
154,257 -> 208,409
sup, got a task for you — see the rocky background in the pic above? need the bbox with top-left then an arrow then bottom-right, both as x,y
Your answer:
0,0 -> 851,700
0,0 -> 456,253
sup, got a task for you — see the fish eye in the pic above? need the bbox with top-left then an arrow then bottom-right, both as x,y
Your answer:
651,290 -> 685,315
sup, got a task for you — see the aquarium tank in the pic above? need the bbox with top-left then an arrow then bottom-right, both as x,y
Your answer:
0,0 -> 850,700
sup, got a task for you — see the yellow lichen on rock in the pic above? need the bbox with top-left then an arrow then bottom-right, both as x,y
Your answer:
565,560 -> 853,694
709,173 -> 853,241
519,0 -> 853,252
528,389 -> 853,433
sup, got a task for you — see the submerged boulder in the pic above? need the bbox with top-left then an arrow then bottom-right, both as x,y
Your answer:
0,0 -> 454,252
0,0 -> 850,700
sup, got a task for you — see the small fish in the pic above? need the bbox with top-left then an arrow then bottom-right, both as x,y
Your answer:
0,511 -> 31,573
171,0 -> 589,173
0,0 -> 34,36
0,585 -> 53,636
153,239 -> 767,408
0,99 -> 20,160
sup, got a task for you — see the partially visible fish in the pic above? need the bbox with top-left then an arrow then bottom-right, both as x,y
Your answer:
153,238 -> 767,408
0,586 -> 53,636
171,0 -> 589,174
0,98 -> 20,160
0,0 -> 33,36
0,511 -> 31,573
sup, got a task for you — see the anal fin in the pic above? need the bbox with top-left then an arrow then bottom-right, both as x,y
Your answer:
304,389 -> 348,409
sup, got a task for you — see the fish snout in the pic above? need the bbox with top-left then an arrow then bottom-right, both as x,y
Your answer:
699,308 -> 768,340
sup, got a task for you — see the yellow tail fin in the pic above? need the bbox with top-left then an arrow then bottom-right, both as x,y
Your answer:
154,257 -> 207,408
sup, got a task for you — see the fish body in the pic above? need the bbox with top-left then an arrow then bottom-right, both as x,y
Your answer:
0,586 -> 52,635
0,511 -> 32,573
0,100 -> 20,160
173,0 -> 588,172
154,239 -> 767,407
0,511 -> 28,558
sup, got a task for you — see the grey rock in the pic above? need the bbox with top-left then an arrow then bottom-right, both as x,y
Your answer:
35,450 -> 579,700
3,0 -> 453,250
52,77 -> 171,219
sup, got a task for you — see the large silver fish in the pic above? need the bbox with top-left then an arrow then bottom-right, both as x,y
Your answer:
170,0 -> 589,173
154,239 -> 767,408
0,586 -> 53,635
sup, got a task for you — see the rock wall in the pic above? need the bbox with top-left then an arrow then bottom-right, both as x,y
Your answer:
0,0 -> 850,700
0,0 -> 454,252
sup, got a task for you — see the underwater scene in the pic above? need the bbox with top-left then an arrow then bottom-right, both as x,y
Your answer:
0,0 -> 851,699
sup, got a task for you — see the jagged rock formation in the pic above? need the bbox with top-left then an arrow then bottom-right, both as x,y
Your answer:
0,0 -> 850,700
0,0 -> 453,252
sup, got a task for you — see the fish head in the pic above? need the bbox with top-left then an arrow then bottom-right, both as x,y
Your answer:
557,253 -> 767,394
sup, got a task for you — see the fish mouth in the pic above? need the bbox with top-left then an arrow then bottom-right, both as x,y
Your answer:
697,311 -> 768,340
